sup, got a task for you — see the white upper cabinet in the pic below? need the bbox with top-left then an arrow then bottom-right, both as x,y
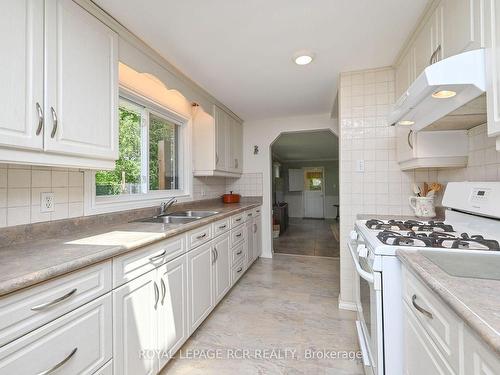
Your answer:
484,0 -> 500,146
395,49 -> 414,100
0,0 -> 118,169
193,105 -> 243,176
0,0 -> 44,151
44,0 -> 118,160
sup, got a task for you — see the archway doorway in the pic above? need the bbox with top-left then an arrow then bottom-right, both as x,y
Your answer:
270,130 -> 339,257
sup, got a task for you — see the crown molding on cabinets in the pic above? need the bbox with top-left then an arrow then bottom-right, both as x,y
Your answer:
81,0 -> 243,123
393,0 -> 441,67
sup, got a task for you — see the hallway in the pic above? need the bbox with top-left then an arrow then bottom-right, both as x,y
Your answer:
273,218 -> 340,257
162,254 -> 361,374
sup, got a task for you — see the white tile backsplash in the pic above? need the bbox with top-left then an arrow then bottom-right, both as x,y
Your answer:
0,164 -> 84,227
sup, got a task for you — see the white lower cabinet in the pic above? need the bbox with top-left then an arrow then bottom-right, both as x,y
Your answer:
253,214 -> 262,260
402,265 -> 500,375
157,254 -> 188,369
113,271 -> 158,375
213,233 -> 231,304
245,218 -> 254,268
0,294 -> 112,375
403,302 -> 454,375
188,242 -> 215,334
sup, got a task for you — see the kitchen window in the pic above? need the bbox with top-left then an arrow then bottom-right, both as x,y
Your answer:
88,92 -> 189,213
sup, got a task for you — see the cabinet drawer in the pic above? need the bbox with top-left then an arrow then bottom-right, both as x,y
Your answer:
113,235 -> 186,288
94,360 -> 113,375
402,266 -> 460,372
0,261 -> 111,347
231,214 -> 244,227
188,224 -> 212,249
231,242 -> 245,266
231,225 -> 246,246
213,218 -> 230,237
232,260 -> 245,284
244,210 -> 254,220
0,294 -> 112,374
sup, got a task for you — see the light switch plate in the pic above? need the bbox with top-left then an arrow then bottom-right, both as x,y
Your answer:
355,160 -> 365,173
40,192 -> 55,212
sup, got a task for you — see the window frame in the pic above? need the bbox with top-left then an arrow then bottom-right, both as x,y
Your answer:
84,87 -> 192,215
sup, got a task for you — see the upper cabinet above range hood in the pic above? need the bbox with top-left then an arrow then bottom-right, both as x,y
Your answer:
388,49 -> 487,132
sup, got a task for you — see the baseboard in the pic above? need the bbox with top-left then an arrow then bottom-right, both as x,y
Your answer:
338,294 -> 358,311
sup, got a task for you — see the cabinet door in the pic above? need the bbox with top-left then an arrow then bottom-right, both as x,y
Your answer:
0,0 -> 44,150
403,303 -> 454,375
484,0 -> 500,140
396,127 -> 416,163
44,0 -> 118,160
413,15 -> 435,77
157,254 -> 188,369
215,106 -> 228,171
395,49 -> 414,100
442,0 -> 482,58
245,219 -> 254,267
213,233 -> 231,303
188,242 -> 214,333
232,120 -> 243,173
113,271 -> 158,375
253,216 -> 262,260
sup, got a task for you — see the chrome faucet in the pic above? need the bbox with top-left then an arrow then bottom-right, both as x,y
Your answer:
160,197 -> 177,215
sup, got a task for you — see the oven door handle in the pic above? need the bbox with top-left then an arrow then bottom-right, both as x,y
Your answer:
348,241 -> 374,284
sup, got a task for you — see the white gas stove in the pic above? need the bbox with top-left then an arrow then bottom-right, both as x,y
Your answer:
349,182 -> 500,375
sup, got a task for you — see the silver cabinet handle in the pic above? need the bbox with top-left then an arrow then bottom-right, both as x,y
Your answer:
197,233 -> 207,240
154,282 -> 159,310
247,213 -> 252,217
160,278 -> 166,305
211,248 -> 216,264
213,246 -> 218,262
236,233 -> 242,238
35,102 -> 44,135
31,288 -> 77,311
218,224 -> 227,230
236,267 -> 243,273
149,250 -> 167,262
407,130 -> 413,150
253,224 -> 257,233
412,295 -> 433,319
235,218 -> 242,222
36,347 -> 77,375
236,250 -> 242,255
50,106 -> 58,138
216,153 -> 219,165
429,44 -> 442,65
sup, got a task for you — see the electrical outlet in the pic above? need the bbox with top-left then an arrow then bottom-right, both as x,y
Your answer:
40,192 -> 55,213
355,160 -> 365,173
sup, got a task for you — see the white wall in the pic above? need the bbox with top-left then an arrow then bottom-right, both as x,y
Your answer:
243,113 -> 338,258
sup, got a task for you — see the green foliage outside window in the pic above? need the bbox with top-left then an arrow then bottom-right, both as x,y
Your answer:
95,107 -> 141,196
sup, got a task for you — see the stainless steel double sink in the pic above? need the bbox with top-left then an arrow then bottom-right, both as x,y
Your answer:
136,210 -> 219,224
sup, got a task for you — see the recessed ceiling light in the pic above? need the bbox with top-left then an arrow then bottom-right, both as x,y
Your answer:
398,120 -> 415,126
294,54 -> 314,65
432,90 -> 457,99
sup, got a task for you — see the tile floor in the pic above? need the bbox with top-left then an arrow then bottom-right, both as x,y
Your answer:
273,218 -> 340,257
162,254 -> 362,374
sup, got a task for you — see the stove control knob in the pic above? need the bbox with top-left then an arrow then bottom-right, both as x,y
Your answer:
350,230 -> 358,241
357,244 -> 368,258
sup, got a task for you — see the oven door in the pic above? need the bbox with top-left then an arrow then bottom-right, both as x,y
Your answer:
348,240 -> 383,375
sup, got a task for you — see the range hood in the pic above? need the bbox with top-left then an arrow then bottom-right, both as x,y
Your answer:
388,49 -> 487,132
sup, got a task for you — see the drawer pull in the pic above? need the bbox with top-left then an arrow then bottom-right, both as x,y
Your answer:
37,347 -> 77,375
236,267 -> 243,273
412,294 -> 433,319
236,233 -> 242,238
218,224 -> 227,229
235,218 -> 242,222
154,282 -> 159,310
196,233 -> 207,240
31,288 -> 77,311
247,213 -> 252,217
149,250 -> 167,262
236,250 -> 242,255
160,278 -> 166,305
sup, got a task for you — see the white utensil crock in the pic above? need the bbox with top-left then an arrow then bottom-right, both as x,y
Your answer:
408,196 -> 436,218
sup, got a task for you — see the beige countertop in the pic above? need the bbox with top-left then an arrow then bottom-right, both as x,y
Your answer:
397,249 -> 500,356
0,200 -> 261,297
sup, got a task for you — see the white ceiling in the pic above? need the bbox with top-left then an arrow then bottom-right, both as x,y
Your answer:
96,0 -> 428,120
272,130 -> 338,161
